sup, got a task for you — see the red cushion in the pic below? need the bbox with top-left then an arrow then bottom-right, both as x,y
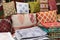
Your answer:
41,22 -> 60,28
0,19 -> 15,34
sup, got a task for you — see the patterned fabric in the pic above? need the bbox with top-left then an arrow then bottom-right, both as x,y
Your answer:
49,32 -> 60,39
48,0 -> 57,10
41,22 -> 60,28
48,27 -> 60,32
12,14 -> 36,30
0,19 -> 14,34
37,10 -> 57,25
0,0 -> 4,17
3,1 -> 16,17
16,2 -> 29,13
29,2 -> 40,13
40,0 -> 48,12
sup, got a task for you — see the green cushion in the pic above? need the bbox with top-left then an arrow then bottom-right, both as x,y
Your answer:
29,2 -> 40,13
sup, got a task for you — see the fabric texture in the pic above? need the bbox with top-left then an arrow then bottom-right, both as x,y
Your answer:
3,1 -> 16,17
16,2 -> 29,13
37,10 -> 57,26
12,14 -> 36,30
48,0 -> 57,10
0,19 -> 14,34
29,2 -> 40,13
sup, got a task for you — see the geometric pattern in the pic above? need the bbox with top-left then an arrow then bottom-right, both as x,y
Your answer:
3,1 -> 16,17
0,19 -> 14,34
37,10 -> 57,24
16,2 -> 29,14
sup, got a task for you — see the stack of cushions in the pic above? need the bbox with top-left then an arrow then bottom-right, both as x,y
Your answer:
11,14 -> 36,30
37,10 -> 57,28
3,1 -> 16,17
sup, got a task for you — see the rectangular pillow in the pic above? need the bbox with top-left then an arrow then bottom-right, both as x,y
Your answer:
37,10 -> 57,26
15,27 -> 47,39
3,1 -> 16,17
16,2 -> 29,13
12,14 -> 36,30
41,22 -> 60,28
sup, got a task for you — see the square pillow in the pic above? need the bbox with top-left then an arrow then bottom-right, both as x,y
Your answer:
16,2 -> 29,14
12,14 -> 36,30
3,1 -> 16,17
0,19 -> 14,34
37,10 -> 57,26
29,2 -> 40,13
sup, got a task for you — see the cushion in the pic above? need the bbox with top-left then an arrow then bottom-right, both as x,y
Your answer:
0,19 -> 14,34
12,14 -> 36,30
16,2 -> 29,13
40,0 -> 48,3
48,0 -> 57,10
37,10 -> 57,26
29,2 -> 40,13
3,1 -> 16,17
41,22 -> 60,28
15,27 -> 47,39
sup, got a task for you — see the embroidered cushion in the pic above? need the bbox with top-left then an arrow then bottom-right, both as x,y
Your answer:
16,2 -> 29,13
3,1 -> 16,17
0,19 -> 14,34
37,10 -> 57,26
12,14 -> 36,30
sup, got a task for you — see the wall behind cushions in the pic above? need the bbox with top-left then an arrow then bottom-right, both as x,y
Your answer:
3,1 -> 16,17
12,14 -> 36,30
37,10 -> 57,26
